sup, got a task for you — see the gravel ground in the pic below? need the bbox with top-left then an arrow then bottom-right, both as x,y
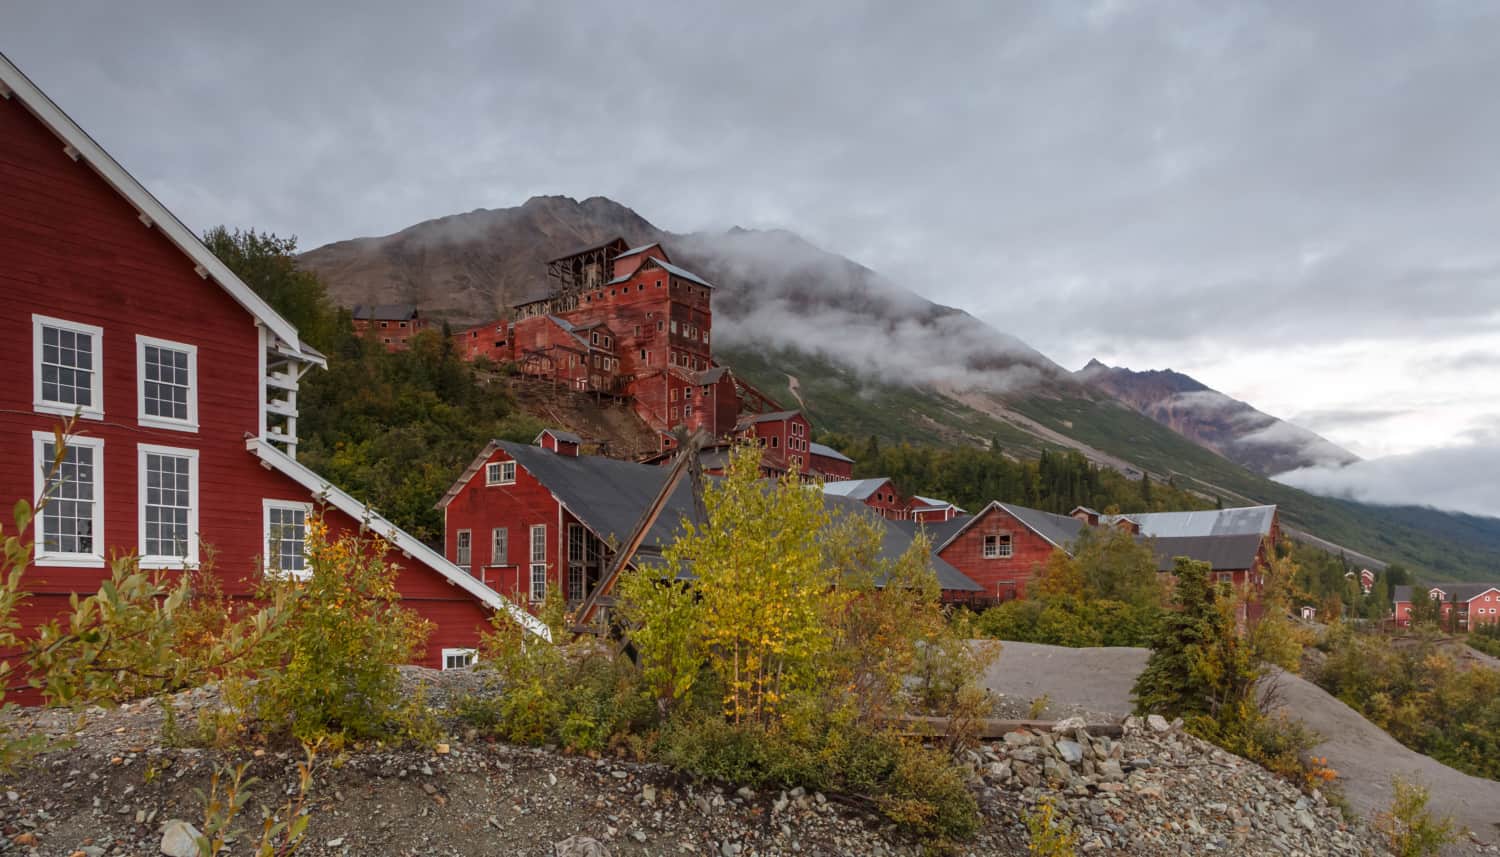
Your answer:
977,639 -> 1500,852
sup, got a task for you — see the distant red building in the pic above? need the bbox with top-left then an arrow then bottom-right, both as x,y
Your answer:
352,304 -> 428,350
1393,584 -> 1500,629
821,477 -> 912,521
436,435 -> 981,612
808,442 -> 855,480
0,53 -> 543,695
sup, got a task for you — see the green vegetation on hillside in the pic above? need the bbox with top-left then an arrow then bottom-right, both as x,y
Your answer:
1315,627 -> 1500,782
722,342 -> 1500,582
822,435 -> 1211,516
206,227 -> 541,541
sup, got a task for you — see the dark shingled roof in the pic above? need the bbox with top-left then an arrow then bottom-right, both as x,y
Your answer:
352,303 -> 419,321
1393,583 -> 1500,603
1150,534 -> 1265,572
995,502 -> 1087,549
536,429 -> 582,445
737,410 -> 803,427
492,442 -> 979,591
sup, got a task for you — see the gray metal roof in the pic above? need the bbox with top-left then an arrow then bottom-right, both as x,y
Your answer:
913,495 -> 964,512
738,410 -> 804,427
1393,583 -> 1500,603
487,442 -> 978,592
536,429 -> 582,445
995,502 -> 1088,549
1100,505 -> 1276,538
821,478 -> 892,501
809,442 -> 854,463
1150,534 -> 1265,572
651,259 -> 714,289
353,303 -> 419,321
615,243 -> 661,259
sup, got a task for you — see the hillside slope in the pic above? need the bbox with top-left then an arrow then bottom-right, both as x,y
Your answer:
299,195 -> 1500,581
1075,360 -> 1359,477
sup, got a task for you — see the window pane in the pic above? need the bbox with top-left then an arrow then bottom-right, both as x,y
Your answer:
268,505 -> 307,573
38,324 -> 95,409
40,442 -> 96,555
144,453 -> 192,558
142,344 -> 191,421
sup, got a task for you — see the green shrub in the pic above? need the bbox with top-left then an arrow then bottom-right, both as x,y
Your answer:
254,520 -> 431,743
656,714 -> 978,841
1377,777 -> 1458,857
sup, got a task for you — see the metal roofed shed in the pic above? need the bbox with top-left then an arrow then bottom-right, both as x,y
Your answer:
809,442 -> 855,463
1101,505 -> 1277,538
352,303 -> 420,321
820,477 -> 891,502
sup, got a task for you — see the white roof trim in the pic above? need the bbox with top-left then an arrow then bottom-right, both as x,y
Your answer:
246,436 -> 549,640
0,53 -> 321,367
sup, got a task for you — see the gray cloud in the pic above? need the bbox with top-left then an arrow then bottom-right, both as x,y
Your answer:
1292,408 -> 1414,431
5,1 -> 1499,480
1276,443 -> 1500,518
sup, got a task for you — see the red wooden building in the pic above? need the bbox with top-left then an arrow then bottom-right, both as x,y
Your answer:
436,436 -> 982,613
0,54 -> 543,688
820,477 -> 912,521
807,442 -> 855,480
351,304 -> 428,351
1393,584 -> 1500,629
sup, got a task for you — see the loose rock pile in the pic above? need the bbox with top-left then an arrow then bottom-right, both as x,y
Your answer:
969,714 -> 1392,856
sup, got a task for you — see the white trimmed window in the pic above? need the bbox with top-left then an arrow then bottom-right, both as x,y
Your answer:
33,314 -> 104,420
442,648 -> 477,670
491,527 -> 508,565
983,534 -> 1012,559
456,529 -> 472,571
32,431 -> 105,567
530,524 -> 547,602
136,335 -> 198,431
486,460 -> 516,486
264,500 -> 311,578
138,444 -> 199,568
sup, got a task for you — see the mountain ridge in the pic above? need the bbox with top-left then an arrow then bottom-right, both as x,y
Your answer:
1074,359 -> 1361,477
297,194 -> 1500,581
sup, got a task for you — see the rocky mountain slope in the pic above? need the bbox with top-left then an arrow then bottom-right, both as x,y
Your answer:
1075,360 -> 1359,477
298,195 -> 1500,581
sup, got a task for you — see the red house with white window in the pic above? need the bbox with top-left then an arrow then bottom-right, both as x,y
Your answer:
1393,583 -> 1500,629
821,477 -> 911,521
0,53 -> 543,686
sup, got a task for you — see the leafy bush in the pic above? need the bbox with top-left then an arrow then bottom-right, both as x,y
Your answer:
1316,628 -> 1500,780
1024,797 -> 1078,857
254,519 -> 431,743
657,714 -> 978,841
1376,777 -> 1458,857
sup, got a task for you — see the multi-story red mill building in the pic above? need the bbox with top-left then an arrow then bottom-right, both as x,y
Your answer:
453,239 -> 769,451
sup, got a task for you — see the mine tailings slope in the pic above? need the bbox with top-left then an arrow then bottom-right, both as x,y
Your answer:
980,641 -> 1500,850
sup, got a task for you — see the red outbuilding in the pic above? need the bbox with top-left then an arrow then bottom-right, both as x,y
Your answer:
0,53 -> 543,692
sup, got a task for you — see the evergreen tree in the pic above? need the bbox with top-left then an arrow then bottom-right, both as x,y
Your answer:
1139,473 -> 1154,507
1132,558 -> 1252,723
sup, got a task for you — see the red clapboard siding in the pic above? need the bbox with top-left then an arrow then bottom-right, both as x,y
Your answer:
442,448 -> 561,608
937,507 -> 1059,600
0,85 -> 498,687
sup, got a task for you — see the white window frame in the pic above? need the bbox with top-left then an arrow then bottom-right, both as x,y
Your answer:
530,524 -> 547,602
137,443 -> 200,568
486,460 -> 517,486
33,314 -> 104,420
491,527 -> 508,566
456,529 -> 472,571
263,499 -> 313,579
32,431 -> 105,567
135,334 -> 199,432
442,648 -> 477,670
983,534 -> 1013,559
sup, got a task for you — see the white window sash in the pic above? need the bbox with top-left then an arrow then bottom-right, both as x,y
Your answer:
441,648 -> 477,670
491,527 -> 508,565
135,334 -> 199,432
530,563 -> 547,602
137,443 -> 200,568
32,314 -> 104,420
456,529 -> 472,569
263,499 -> 313,579
32,431 -> 105,567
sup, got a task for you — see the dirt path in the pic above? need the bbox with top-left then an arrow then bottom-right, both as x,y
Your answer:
978,641 -> 1500,850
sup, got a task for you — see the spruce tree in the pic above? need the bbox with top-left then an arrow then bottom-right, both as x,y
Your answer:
1132,558 -> 1250,722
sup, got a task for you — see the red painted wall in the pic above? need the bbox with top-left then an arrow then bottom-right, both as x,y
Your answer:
442,447 -> 561,608
937,507 -> 1057,600
0,92 -> 494,679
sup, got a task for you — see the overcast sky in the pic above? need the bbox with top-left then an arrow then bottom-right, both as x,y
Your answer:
7,1 -> 1499,514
